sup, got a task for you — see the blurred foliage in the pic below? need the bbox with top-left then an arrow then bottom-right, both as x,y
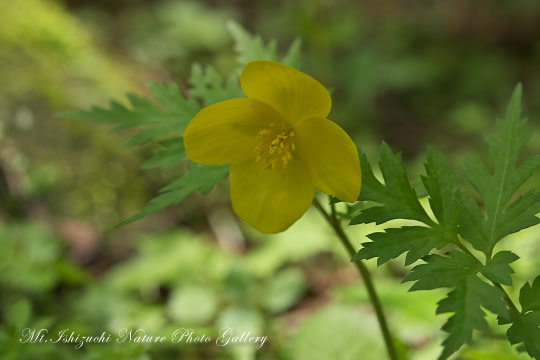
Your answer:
1,0 -> 540,359
0,0 -> 131,108
123,1 -> 236,72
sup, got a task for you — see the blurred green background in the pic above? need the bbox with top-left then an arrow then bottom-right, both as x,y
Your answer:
1,0 -> 540,359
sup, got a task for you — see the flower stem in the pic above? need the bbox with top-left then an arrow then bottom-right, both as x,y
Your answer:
313,199 -> 399,360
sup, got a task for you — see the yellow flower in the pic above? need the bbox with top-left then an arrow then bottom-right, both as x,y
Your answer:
183,60 -> 361,233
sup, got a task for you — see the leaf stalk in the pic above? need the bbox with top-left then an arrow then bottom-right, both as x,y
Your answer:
313,198 -> 399,360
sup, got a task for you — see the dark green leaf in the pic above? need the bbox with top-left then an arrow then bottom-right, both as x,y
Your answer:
421,147 -> 461,235
353,226 -> 448,266
403,251 -> 480,291
506,311 -> 540,359
460,84 -> 540,256
495,191 -> 540,241
350,143 -> 431,225
480,251 -> 519,286
519,276 -> 540,313
352,146 -> 464,268
436,276 -> 508,360
459,199 -> 490,255
404,250 -> 512,359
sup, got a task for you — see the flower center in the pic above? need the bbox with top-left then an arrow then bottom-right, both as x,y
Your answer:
255,125 -> 296,170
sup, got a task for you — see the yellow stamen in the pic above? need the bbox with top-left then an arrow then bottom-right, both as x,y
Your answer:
254,126 -> 296,171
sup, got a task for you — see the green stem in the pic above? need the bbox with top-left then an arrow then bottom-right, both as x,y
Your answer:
313,199 -> 399,360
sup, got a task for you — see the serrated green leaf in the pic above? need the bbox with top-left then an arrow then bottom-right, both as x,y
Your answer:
506,311 -> 540,359
353,226 -> 448,266
189,63 -> 244,106
509,279 -> 540,358
350,143 -> 431,225
458,198 -> 488,250
117,163 -> 228,227
404,250 -> 512,359
495,190 -> 540,240
227,20 -> 278,65
436,276 -> 508,360
519,276 -> 540,313
421,146 -> 461,235
60,82 -> 199,141
141,139 -> 186,170
346,85 -> 540,360
124,125 -> 181,147
227,20 -> 302,69
480,251 -> 519,286
146,82 -> 189,112
353,146 -> 463,268
460,84 -> 540,257
403,251 -> 480,291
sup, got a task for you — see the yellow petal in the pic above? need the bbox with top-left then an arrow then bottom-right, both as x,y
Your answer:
183,98 -> 283,166
240,60 -> 331,124
295,117 -> 361,202
229,158 -> 315,233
